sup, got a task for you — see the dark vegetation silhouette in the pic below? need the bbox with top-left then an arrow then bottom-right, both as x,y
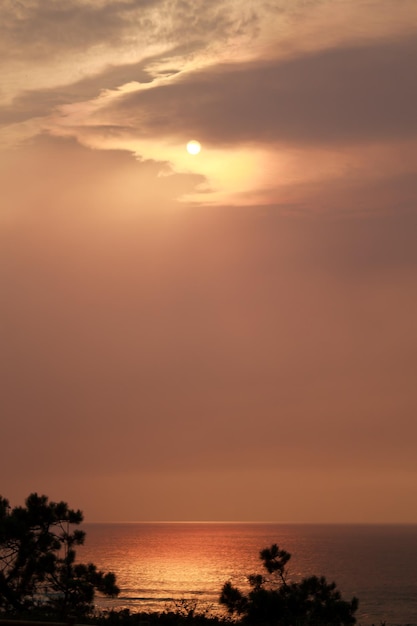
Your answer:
220,543 -> 358,626
0,493 -> 119,620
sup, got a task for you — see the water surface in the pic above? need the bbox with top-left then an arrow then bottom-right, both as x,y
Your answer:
78,523 -> 417,625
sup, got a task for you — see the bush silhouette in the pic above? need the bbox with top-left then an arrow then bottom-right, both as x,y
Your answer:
220,543 -> 358,626
0,493 -> 119,619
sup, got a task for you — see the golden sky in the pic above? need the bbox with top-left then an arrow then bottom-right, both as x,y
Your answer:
1,0 -> 417,522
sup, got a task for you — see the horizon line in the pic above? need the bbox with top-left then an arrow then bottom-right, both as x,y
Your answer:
83,520 -> 417,525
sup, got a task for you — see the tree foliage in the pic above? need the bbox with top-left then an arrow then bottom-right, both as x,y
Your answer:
0,493 -> 119,618
220,543 -> 358,626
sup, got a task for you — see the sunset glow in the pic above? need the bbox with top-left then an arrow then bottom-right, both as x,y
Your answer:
1,0 -> 417,524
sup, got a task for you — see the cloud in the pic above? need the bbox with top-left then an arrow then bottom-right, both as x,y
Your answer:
98,35 -> 417,147
0,0 -> 261,132
0,63 -> 154,126
0,0 -> 156,59
0,133 -> 205,220
0,0 -> 259,61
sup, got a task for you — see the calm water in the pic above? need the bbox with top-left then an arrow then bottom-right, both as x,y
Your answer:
77,523 -> 417,626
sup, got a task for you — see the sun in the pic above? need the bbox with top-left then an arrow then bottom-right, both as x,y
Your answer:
186,140 -> 201,155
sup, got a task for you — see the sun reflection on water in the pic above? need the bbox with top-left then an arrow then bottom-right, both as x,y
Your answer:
76,522 -> 417,624
77,523 -> 308,614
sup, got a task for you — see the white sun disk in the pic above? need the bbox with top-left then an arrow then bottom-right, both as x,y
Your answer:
186,140 -> 201,155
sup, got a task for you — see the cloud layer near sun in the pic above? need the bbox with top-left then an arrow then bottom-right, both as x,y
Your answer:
1,0 -> 417,522
2,0 -> 417,205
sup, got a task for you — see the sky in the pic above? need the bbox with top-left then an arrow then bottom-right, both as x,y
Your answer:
1,0 -> 417,523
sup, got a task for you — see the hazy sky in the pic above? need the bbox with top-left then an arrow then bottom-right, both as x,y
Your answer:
1,0 -> 417,523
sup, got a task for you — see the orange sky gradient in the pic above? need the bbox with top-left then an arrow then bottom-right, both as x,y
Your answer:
1,0 -> 417,523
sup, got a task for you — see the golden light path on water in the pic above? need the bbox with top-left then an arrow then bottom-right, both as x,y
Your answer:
77,523 -> 307,614
73,522 -> 417,624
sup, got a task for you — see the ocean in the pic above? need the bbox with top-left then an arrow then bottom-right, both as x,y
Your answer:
77,523 -> 417,626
